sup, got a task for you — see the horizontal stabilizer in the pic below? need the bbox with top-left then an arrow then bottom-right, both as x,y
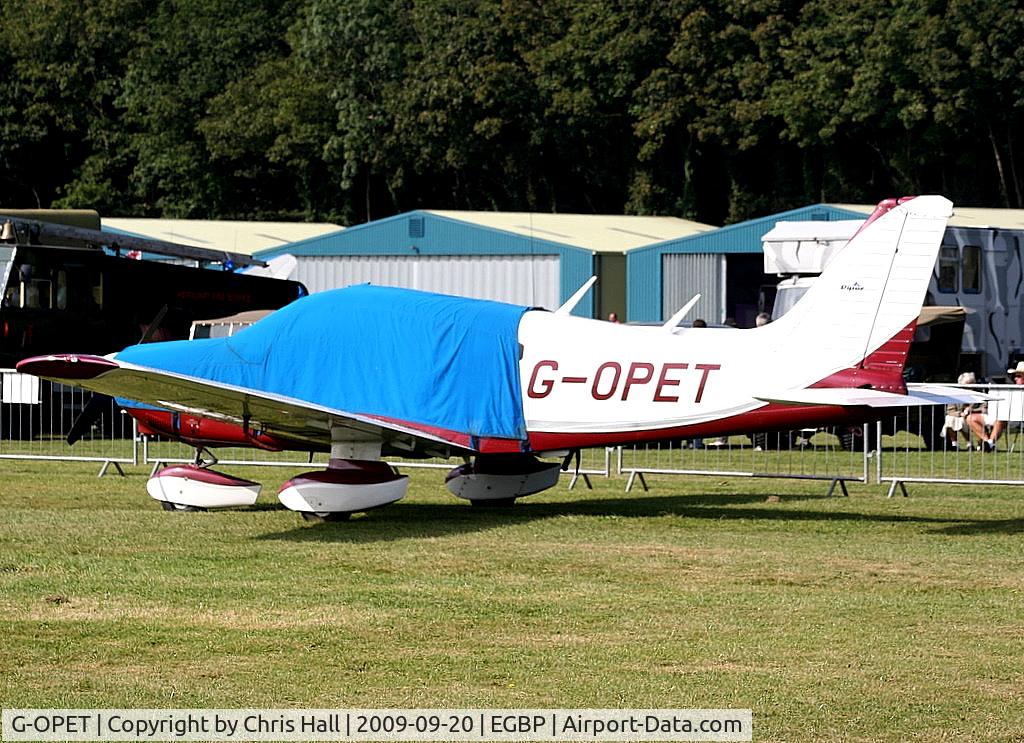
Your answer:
755,384 -> 991,408
902,383 -> 997,406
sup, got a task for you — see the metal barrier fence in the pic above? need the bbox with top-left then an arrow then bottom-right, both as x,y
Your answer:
879,383 -> 1024,496
0,369 -> 137,474
619,428 -> 870,496
5,368 -> 1024,496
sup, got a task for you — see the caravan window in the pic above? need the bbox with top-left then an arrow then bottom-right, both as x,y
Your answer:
962,245 -> 982,294
937,246 -> 958,293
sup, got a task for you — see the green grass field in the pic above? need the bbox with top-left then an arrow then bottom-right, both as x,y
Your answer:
1,459 -> 1022,742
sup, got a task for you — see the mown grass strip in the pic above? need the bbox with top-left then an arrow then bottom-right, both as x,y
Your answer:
1,461 -> 1021,742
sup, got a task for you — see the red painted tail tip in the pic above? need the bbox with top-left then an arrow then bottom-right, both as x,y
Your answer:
851,196 -> 918,240
15,354 -> 118,380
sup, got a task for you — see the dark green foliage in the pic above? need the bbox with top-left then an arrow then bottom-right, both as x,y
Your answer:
1,0 -> 1021,223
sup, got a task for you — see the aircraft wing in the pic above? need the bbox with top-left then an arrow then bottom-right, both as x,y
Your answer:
20,286 -> 534,457
17,354 -> 491,457
754,384 -> 991,408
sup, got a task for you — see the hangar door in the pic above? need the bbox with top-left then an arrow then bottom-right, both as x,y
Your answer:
294,254 -> 561,309
662,254 -> 725,323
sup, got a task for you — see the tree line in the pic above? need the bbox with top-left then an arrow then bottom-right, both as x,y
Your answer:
1,0 -> 1020,227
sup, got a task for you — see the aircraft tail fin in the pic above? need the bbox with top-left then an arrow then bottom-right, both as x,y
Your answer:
763,196 -> 953,393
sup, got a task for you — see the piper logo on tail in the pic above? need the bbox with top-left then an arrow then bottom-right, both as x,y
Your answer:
840,281 -> 865,291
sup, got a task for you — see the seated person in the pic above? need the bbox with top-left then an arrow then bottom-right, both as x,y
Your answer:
984,362 -> 1024,449
942,402 -> 967,449
942,372 -> 987,449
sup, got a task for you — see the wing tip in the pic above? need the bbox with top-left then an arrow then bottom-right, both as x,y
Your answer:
16,354 -> 119,380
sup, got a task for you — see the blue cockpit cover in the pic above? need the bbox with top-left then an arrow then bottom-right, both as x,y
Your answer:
115,285 -> 531,441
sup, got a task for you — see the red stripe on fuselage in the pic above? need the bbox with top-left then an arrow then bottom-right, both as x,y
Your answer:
526,402 -> 875,450
528,317 -> 919,450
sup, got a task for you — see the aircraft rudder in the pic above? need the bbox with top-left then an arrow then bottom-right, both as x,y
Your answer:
764,195 -> 953,388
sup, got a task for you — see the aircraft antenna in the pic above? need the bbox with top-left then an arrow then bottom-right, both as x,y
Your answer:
529,211 -> 537,308
662,294 -> 702,331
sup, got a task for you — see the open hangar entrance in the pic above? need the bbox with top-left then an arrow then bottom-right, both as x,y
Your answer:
660,252 -> 772,327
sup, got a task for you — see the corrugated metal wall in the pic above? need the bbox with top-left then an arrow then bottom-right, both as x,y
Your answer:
294,254 -> 561,309
662,254 -> 725,322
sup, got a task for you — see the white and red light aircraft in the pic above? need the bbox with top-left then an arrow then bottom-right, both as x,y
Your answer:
17,196 -> 981,518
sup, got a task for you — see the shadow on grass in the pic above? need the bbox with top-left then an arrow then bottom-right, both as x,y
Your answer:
255,491 -> 1003,543
245,501 -> 291,513
930,518 -> 1024,536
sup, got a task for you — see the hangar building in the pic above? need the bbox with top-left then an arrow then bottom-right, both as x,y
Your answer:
627,204 -> 867,326
253,210 -> 713,318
